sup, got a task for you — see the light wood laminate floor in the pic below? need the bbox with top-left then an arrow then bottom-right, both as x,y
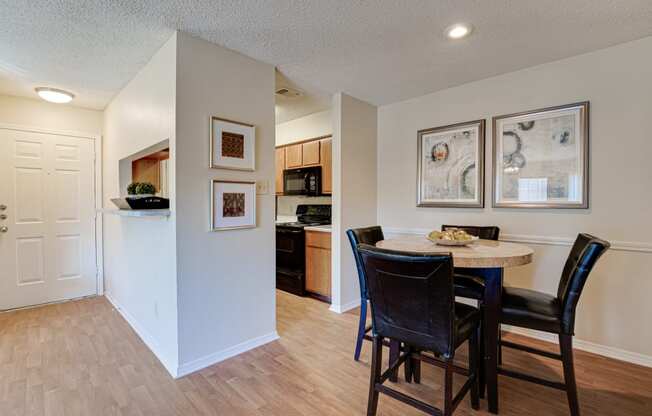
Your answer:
1,291 -> 650,415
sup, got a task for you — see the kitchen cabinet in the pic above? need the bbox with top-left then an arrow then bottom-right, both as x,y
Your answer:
302,140 -> 320,166
286,143 -> 303,168
305,231 -> 331,301
275,147 -> 286,195
275,135 -> 332,195
320,137 -> 332,194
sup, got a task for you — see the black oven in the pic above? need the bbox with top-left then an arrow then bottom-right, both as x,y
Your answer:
283,166 -> 321,196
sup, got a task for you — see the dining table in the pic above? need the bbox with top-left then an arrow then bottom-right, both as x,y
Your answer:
376,235 -> 534,414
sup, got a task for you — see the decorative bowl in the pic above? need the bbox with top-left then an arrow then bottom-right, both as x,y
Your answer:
427,236 -> 479,246
426,230 -> 479,246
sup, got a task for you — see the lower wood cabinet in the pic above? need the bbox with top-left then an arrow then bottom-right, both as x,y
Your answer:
305,231 -> 331,301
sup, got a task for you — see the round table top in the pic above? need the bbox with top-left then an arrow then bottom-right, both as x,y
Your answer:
376,235 -> 534,268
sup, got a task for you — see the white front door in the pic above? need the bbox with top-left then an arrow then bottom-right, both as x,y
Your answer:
0,128 -> 97,310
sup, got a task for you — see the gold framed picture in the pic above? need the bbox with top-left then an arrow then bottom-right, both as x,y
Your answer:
210,180 -> 256,231
210,117 -> 255,171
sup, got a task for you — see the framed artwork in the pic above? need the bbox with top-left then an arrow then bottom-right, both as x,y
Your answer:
210,116 -> 255,171
492,102 -> 589,208
417,119 -> 485,207
210,180 -> 256,231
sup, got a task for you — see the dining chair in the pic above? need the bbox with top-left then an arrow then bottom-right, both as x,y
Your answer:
498,233 -> 610,416
346,226 -> 385,362
358,244 -> 480,416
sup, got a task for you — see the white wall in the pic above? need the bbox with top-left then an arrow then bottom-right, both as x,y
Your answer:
102,33 -> 179,374
0,94 -> 102,135
275,109 -> 332,146
377,36 -> 652,363
174,32 -> 277,373
331,93 -> 377,313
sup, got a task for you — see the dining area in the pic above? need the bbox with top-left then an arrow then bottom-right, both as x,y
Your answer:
347,225 -> 610,416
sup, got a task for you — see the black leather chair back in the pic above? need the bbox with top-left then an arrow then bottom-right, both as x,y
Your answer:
358,244 -> 457,357
347,226 -> 385,299
557,233 -> 610,334
442,225 -> 500,241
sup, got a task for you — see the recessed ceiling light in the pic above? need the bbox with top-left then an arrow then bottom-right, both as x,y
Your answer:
35,87 -> 74,104
445,23 -> 473,40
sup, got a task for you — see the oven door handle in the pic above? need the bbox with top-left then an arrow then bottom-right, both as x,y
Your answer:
277,228 -> 303,234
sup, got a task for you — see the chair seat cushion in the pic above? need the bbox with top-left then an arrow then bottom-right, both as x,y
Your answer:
454,272 -> 485,300
501,287 -> 562,333
455,303 -> 480,347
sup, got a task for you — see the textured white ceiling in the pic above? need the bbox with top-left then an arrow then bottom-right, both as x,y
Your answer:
1,1 -> 652,116
275,71 -> 331,124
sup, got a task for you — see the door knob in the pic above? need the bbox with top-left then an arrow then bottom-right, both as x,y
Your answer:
0,226 -> 7,233
0,204 -> 6,211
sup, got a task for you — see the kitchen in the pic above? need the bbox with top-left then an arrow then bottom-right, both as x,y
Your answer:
274,100 -> 333,304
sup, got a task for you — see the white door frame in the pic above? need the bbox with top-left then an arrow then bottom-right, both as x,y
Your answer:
0,122 -> 104,296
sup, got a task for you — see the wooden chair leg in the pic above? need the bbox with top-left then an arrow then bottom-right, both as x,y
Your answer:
404,345 -> 413,383
412,353 -> 421,384
560,334 -> 580,416
367,336 -> 382,416
443,359 -> 454,416
498,326 -> 503,365
389,340 -> 400,382
478,313 -> 486,398
354,299 -> 367,361
469,327 -> 480,410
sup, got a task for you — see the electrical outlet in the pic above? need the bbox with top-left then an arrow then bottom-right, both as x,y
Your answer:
256,180 -> 269,195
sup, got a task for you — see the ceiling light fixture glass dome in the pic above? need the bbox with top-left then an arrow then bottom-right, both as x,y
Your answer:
35,87 -> 74,104
445,23 -> 473,40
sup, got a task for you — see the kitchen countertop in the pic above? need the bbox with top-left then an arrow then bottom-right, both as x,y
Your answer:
303,225 -> 332,233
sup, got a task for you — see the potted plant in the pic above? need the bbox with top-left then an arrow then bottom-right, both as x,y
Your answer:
127,182 -> 156,197
120,182 -> 169,209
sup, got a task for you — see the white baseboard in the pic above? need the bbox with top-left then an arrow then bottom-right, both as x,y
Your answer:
502,325 -> 652,368
104,293 -> 179,377
176,331 -> 280,378
329,298 -> 361,314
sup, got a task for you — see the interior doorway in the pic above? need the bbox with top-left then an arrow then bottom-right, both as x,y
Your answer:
0,127 -> 98,310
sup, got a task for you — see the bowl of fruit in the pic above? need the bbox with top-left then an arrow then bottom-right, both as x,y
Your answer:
427,229 -> 479,246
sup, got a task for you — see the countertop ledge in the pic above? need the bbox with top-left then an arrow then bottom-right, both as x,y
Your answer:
304,225 -> 332,233
100,209 -> 171,217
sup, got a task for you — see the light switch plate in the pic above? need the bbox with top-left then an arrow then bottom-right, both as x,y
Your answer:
256,180 -> 269,195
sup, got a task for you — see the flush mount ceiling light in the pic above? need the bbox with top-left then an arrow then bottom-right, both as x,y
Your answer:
445,23 -> 473,40
35,87 -> 74,104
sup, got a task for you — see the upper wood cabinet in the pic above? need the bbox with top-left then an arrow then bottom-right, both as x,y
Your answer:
286,143 -> 303,168
302,140 -> 320,166
275,147 -> 286,195
320,137 -> 332,194
275,136 -> 332,195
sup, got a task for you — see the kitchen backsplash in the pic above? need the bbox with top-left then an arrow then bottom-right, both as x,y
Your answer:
277,195 -> 332,217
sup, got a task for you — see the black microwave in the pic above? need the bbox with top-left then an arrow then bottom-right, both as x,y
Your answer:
283,166 -> 321,196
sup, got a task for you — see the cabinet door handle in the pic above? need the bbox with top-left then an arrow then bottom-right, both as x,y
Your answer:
0,226 -> 8,233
